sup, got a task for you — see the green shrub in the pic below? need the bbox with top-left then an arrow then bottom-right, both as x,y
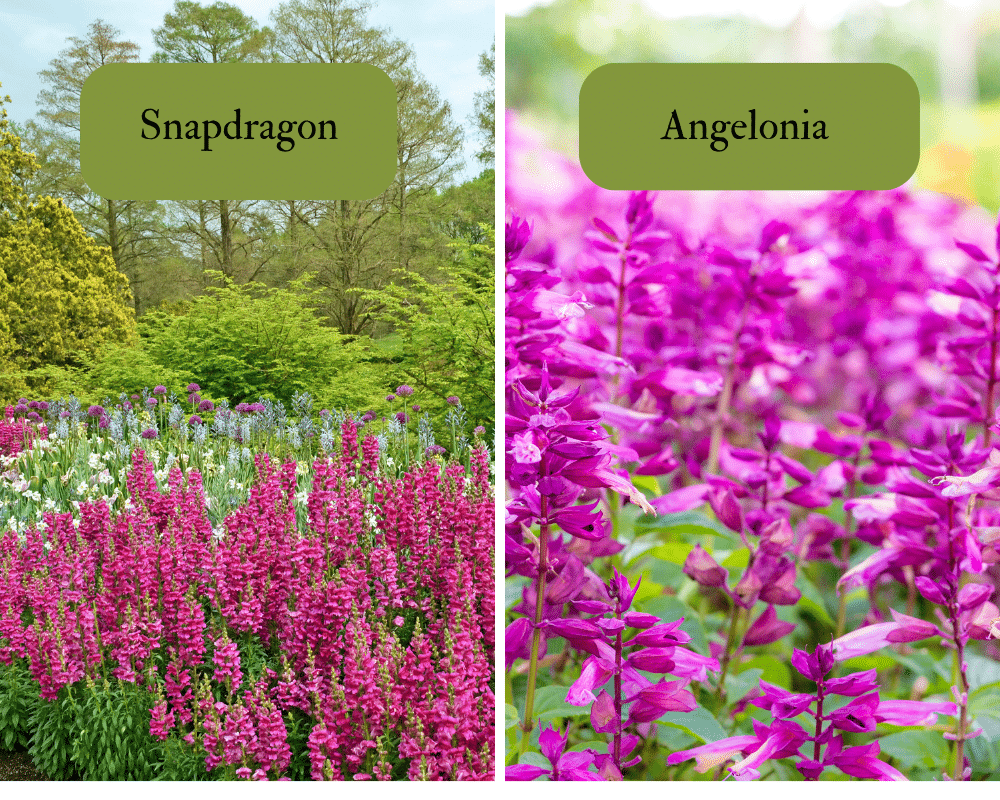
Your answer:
70,677 -> 163,780
0,658 -> 39,751
28,686 -> 79,780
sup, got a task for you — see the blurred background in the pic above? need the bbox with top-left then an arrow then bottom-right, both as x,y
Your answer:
506,0 -> 1000,212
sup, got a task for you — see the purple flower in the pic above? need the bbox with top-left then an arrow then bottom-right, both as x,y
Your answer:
473,425 -> 485,435
742,604 -> 795,647
505,726 -> 601,781
424,445 -> 446,457
198,400 -> 214,412
141,428 -> 158,439
666,734 -> 761,774
395,412 -> 409,424
411,404 -> 421,412
87,405 -> 104,418
829,609 -> 939,661
153,385 -> 167,396
395,384 -> 414,397
186,383 -> 200,392
385,394 -> 395,402
146,398 -> 158,407
447,396 -> 461,406
189,415 -> 203,426
875,699 -> 957,727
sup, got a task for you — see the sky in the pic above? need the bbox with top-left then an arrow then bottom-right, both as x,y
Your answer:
0,0 -> 495,183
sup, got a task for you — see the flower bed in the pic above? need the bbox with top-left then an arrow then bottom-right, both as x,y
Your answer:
505,119 -> 1000,781
0,389 -> 494,781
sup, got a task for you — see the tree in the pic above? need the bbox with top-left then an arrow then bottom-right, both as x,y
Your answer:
151,0 -> 271,64
265,0 -> 465,333
360,225 -> 495,432
472,41 -> 495,166
32,20 -> 168,314
152,1 -> 271,280
0,87 -> 135,401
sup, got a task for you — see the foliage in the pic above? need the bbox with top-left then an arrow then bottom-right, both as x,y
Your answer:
137,273 -> 383,410
70,678 -> 164,780
472,41 -> 495,167
151,0 -> 270,64
362,226 -> 495,434
27,686 -> 78,780
0,659 -> 38,751
0,89 -> 136,401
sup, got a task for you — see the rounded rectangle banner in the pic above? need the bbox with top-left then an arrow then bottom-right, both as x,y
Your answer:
81,63 -> 397,199
579,63 -> 919,190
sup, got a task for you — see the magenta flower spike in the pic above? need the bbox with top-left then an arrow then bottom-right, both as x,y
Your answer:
505,726 -> 601,781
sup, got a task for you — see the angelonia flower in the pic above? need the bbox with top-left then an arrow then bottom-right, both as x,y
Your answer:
668,645 -> 952,780
506,114 -> 1000,783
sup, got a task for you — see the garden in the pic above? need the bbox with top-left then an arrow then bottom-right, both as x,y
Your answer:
504,117 -> 1000,781
0,386 -> 494,780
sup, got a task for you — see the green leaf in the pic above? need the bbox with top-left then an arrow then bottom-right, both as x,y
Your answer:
649,542 -> 694,566
725,667 -> 763,703
635,510 -> 739,545
532,685 -> 591,722
877,730 -> 949,770
743,655 -> 791,690
795,572 -> 835,629
639,595 -> 709,655
631,474 -> 661,497
505,704 -> 520,731
968,682 -> 1000,741
657,706 -> 727,744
